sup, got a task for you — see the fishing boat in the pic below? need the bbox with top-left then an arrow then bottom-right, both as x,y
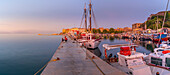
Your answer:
153,31 -> 168,43
144,46 -> 170,75
103,44 -> 152,75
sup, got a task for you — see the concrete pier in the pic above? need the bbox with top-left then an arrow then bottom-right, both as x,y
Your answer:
41,38 -> 126,75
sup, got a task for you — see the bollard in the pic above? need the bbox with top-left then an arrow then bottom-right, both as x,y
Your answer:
92,56 -> 95,59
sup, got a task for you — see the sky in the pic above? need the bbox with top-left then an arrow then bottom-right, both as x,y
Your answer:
0,0 -> 169,34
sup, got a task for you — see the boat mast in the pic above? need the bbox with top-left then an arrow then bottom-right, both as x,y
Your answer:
84,3 -> 87,32
162,0 -> 169,29
89,0 -> 92,33
158,0 -> 169,44
156,15 -> 158,31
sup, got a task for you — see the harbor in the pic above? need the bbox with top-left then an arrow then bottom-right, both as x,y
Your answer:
40,0 -> 170,75
0,0 -> 170,75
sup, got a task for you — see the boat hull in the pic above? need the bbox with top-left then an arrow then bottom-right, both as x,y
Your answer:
84,40 -> 100,49
149,66 -> 170,75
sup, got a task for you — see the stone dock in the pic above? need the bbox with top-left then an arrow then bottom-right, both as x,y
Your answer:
41,38 -> 126,75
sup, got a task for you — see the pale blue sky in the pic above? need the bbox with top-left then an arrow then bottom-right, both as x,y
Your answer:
0,0 -> 169,34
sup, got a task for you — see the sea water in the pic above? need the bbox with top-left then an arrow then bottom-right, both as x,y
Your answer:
0,34 -> 62,75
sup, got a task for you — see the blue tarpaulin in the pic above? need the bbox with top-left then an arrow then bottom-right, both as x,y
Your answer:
157,34 -> 167,39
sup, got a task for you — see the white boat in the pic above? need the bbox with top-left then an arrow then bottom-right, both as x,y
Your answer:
145,47 -> 170,75
144,40 -> 170,75
84,33 -> 100,49
103,44 -> 152,75
77,32 -> 88,46
83,0 -> 101,49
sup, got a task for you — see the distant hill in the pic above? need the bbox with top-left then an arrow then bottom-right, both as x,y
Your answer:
141,11 -> 170,29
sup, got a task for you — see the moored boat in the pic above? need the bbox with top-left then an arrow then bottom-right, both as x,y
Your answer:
103,44 -> 152,75
145,47 -> 170,75
83,0 -> 101,49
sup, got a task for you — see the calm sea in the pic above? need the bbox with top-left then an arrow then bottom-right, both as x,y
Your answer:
0,34 -> 62,75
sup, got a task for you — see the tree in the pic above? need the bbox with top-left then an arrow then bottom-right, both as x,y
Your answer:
109,28 -> 114,33
97,29 -> 101,33
103,29 -> 108,34
92,29 -> 97,33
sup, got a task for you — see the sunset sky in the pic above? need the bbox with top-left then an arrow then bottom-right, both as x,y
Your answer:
0,0 -> 169,34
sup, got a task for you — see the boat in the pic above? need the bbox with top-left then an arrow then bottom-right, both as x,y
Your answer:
103,44 -> 152,75
145,46 -> 170,75
77,32 -> 88,46
122,33 -> 129,39
84,33 -> 100,49
153,32 -> 168,43
83,0 -> 101,49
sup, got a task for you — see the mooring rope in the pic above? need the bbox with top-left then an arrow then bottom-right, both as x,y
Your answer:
34,58 -> 60,75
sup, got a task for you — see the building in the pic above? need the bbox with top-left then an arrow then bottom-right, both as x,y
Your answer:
115,28 -> 124,31
62,29 -> 70,33
105,28 -> 109,32
132,23 -> 143,31
99,27 -> 104,32
78,28 -> 86,33
123,27 -> 132,32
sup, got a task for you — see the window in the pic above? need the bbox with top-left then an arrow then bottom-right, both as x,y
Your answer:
151,57 -> 162,66
157,49 -> 164,52
166,58 -> 170,67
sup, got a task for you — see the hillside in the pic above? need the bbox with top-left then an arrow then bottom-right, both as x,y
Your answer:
141,11 -> 170,29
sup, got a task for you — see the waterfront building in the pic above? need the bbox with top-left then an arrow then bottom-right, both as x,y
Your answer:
132,23 -> 143,31
105,28 -> 109,32
62,29 -> 70,33
78,28 -> 86,33
123,27 -> 132,32
99,27 -> 104,32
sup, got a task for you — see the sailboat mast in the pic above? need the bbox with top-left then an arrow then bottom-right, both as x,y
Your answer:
89,0 -> 92,33
157,15 -> 158,32
162,0 -> 169,28
84,3 -> 87,32
158,0 -> 169,44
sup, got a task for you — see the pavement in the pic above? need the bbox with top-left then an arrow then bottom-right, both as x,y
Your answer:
41,38 -> 126,75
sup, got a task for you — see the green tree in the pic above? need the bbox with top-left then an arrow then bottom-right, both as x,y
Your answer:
97,29 -> 101,33
109,28 -> 114,33
146,16 -> 164,30
103,29 -> 108,34
92,29 -> 97,33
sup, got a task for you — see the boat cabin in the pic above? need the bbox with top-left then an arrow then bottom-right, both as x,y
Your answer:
118,46 -> 146,68
149,47 -> 170,69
